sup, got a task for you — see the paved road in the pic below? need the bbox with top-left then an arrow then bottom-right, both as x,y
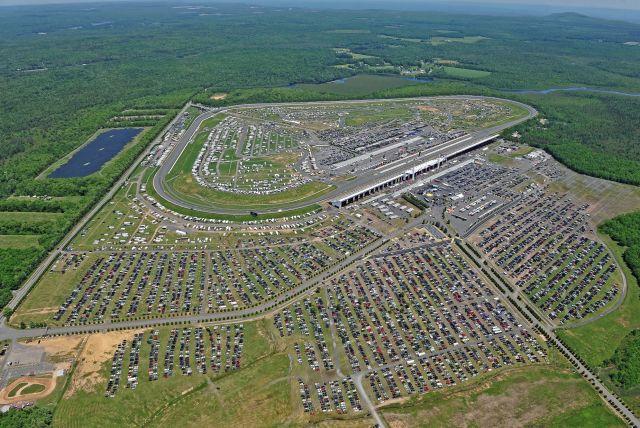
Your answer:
456,240 -> 640,427
0,103 -> 192,325
0,233 -> 388,341
152,96 -> 537,215
0,211 -> 427,341
353,371 -> 386,428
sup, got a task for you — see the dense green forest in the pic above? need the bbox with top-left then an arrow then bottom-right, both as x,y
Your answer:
2,2 -> 640,311
511,94 -> 640,185
0,407 -> 52,428
607,330 -> 640,389
600,212 -> 640,285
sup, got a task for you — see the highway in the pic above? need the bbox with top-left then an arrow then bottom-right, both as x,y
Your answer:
151,96 -> 537,215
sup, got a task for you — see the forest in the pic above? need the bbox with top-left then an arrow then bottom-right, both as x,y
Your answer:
600,212 -> 640,286
2,2 -> 640,312
607,329 -> 640,389
0,406 -> 52,428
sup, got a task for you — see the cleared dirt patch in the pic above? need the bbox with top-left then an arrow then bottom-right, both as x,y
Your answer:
24,335 -> 84,360
418,105 -> 439,112
66,330 -> 142,397
210,93 -> 228,100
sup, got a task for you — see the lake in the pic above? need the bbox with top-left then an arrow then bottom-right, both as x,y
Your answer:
49,127 -> 143,178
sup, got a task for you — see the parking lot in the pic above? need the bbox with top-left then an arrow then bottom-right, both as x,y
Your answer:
275,241 -> 546,413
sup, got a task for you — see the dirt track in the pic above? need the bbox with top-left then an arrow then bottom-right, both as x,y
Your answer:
0,376 -> 56,404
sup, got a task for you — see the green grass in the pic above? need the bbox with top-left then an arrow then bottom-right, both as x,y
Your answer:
442,66 -> 491,79
150,353 -> 293,427
0,212 -> 63,222
8,382 -> 28,398
10,254 -> 103,327
169,175 -> 332,209
379,358 -> 623,427
166,116 -> 226,179
147,168 -> 322,222
546,403 -> 625,427
429,35 -> 488,45
294,74 -> 422,96
0,235 -> 41,249
53,320 -> 289,428
21,383 -> 46,395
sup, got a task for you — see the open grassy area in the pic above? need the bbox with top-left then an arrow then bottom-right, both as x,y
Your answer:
166,115 -> 227,180
0,235 -> 41,249
294,74 -> 423,96
442,66 -> 492,79
429,35 -> 489,45
0,212 -> 63,222
21,383 -> 46,395
8,383 -> 28,398
10,254 -> 103,327
149,169 -> 322,221
52,320 -> 300,428
380,355 -> 623,427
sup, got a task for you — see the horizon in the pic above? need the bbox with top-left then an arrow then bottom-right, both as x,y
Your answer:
0,0 -> 639,11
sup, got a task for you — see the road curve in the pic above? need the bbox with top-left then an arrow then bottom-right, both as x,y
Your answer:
152,96 -> 537,216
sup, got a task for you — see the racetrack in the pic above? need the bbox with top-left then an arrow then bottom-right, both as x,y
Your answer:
151,96 -> 537,216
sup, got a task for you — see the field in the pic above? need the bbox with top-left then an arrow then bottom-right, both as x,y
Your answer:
380,358 -> 623,427
293,75 -> 424,96
441,66 -> 492,79
164,174 -> 332,210
11,254 -> 103,327
11,213 -> 380,326
0,235 -> 41,249
52,320 -> 291,427
429,36 -> 489,45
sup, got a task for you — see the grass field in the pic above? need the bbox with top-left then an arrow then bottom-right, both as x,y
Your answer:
0,235 -> 41,249
52,320 -> 302,428
21,383 -> 46,395
429,35 -> 488,45
380,354 -> 623,427
10,254 -> 103,327
294,74 -> 423,96
0,212 -> 63,222
168,173 -> 332,209
442,66 -> 492,79
148,169 -> 322,222
8,383 -> 28,398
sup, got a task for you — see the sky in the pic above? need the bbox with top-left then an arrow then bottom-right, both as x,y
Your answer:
0,0 -> 639,14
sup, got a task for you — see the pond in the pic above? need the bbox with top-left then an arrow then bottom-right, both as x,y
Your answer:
49,127 -> 143,178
